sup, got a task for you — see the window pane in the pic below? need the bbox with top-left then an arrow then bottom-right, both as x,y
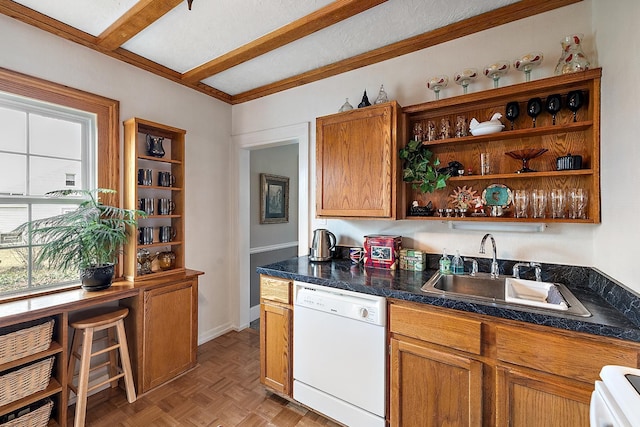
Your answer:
0,247 -> 28,294
0,106 -> 27,152
0,153 -> 26,195
32,203 -> 80,222
30,113 -> 82,159
30,156 -> 82,195
0,204 -> 27,244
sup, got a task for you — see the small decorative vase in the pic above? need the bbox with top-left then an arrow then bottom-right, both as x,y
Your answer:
357,90 -> 371,108
146,134 -> 165,158
555,33 -> 590,75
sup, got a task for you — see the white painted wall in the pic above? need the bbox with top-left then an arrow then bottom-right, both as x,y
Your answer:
232,2 -> 595,263
0,14 -> 233,342
592,0 -> 640,291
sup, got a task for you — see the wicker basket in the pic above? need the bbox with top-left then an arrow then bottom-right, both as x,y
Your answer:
0,357 -> 54,406
0,320 -> 54,365
0,399 -> 53,427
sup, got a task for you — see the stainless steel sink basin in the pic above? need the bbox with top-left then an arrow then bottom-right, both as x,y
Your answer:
421,272 -> 591,317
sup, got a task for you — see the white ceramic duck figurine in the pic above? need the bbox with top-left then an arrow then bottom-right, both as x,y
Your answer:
469,113 -> 503,130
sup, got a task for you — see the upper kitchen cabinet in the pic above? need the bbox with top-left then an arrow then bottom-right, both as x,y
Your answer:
316,101 -> 403,218
123,118 -> 186,281
401,69 -> 601,223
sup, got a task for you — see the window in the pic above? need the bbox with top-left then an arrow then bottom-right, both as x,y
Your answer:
0,68 -> 119,299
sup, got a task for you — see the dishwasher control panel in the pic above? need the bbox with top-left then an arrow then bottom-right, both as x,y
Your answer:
293,281 -> 386,326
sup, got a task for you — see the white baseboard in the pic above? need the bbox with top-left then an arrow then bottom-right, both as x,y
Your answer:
198,322 -> 235,345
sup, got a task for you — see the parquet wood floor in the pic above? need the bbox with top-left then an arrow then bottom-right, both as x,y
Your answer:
72,329 -> 342,427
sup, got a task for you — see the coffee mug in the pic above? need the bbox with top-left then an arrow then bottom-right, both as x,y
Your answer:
138,227 -> 153,245
158,171 -> 176,187
138,198 -> 154,215
159,226 -> 177,243
157,198 -> 175,215
137,169 -> 153,186
349,247 -> 364,264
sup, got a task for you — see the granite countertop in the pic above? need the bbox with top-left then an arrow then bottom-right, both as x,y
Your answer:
257,256 -> 640,343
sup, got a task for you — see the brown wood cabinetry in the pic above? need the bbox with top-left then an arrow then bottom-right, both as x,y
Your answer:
121,273 -> 199,394
401,68 -> 601,223
388,299 -> 640,426
316,101 -> 402,218
259,275 -> 293,397
123,117 -> 186,280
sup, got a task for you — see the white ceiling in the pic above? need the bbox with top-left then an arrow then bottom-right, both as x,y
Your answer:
9,0 -> 545,100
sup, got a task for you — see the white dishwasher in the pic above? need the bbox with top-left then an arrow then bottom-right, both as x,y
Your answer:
293,281 -> 386,427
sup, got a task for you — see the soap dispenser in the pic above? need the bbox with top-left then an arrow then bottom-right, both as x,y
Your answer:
452,250 -> 464,275
439,248 -> 451,274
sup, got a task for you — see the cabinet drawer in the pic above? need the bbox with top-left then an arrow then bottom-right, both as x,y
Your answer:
495,325 -> 640,383
389,303 -> 482,355
260,276 -> 292,304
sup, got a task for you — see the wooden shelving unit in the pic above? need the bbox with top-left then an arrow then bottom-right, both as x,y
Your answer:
123,118 -> 186,281
401,68 -> 601,223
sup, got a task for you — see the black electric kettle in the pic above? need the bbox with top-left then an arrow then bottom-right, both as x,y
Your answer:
310,229 -> 336,261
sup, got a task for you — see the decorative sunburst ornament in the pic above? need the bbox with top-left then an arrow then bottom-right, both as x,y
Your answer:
449,186 -> 477,210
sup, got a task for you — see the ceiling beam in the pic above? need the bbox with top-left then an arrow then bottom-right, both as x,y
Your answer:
0,0 -> 232,103
231,0 -> 582,104
97,0 -> 184,51
181,0 -> 388,84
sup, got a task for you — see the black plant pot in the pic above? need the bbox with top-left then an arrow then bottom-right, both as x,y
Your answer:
80,264 -> 115,291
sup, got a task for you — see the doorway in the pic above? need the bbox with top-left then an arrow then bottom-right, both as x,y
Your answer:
231,123 -> 310,330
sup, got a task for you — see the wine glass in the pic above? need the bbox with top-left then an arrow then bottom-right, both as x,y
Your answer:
545,94 -> 562,125
453,68 -> 478,94
483,61 -> 510,88
427,75 -> 449,100
505,101 -> 520,130
527,97 -> 543,128
566,90 -> 584,122
514,52 -> 543,82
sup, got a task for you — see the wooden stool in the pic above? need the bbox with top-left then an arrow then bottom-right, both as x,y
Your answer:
68,307 -> 136,427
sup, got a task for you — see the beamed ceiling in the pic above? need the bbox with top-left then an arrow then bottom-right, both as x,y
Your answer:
0,0 -> 580,104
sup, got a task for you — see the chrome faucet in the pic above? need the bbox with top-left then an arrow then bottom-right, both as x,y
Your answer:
512,262 -> 543,281
479,233 -> 499,278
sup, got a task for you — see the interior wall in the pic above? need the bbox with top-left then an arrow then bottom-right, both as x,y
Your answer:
0,14 -> 234,343
232,2 -> 626,284
591,0 -> 640,291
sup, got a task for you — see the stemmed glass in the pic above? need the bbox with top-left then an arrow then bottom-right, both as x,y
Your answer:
527,97 -> 543,128
453,68 -> 478,94
545,94 -> 562,125
505,101 -> 520,130
505,148 -> 549,173
514,52 -> 543,82
483,61 -> 510,88
427,75 -> 449,100
567,90 -> 584,122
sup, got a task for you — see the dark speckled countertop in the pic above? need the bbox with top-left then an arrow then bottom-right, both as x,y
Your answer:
257,254 -> 640,343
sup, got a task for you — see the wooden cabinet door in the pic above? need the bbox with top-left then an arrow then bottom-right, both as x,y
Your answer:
142,279 -> 197,391
390,337 -> 483,427
496,365 -> 592,427
316,101 -> 399,218
260,301 -> 292,396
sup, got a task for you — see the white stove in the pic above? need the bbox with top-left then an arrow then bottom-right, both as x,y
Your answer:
590,365 -> 640,427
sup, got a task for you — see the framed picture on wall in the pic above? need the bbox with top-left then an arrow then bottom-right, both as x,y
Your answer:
260,173 -> 289,224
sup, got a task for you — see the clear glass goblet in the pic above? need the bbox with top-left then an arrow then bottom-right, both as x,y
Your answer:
453,68 -> 478,94
427,75 -> 449,100
483,61 -> 510,88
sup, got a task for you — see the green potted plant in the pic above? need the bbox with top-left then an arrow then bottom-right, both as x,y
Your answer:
13,189 -> 143,291
399,140 -> 450,193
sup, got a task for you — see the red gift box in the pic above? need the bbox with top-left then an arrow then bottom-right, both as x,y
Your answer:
363,235 -> 402,269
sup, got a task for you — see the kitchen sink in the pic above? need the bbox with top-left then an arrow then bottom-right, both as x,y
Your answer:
421,272 -> 591,317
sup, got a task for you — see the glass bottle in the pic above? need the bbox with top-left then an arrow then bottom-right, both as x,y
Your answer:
555,33 -> 590,75
338,98 -> 353,112
358,90 -> 371,108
